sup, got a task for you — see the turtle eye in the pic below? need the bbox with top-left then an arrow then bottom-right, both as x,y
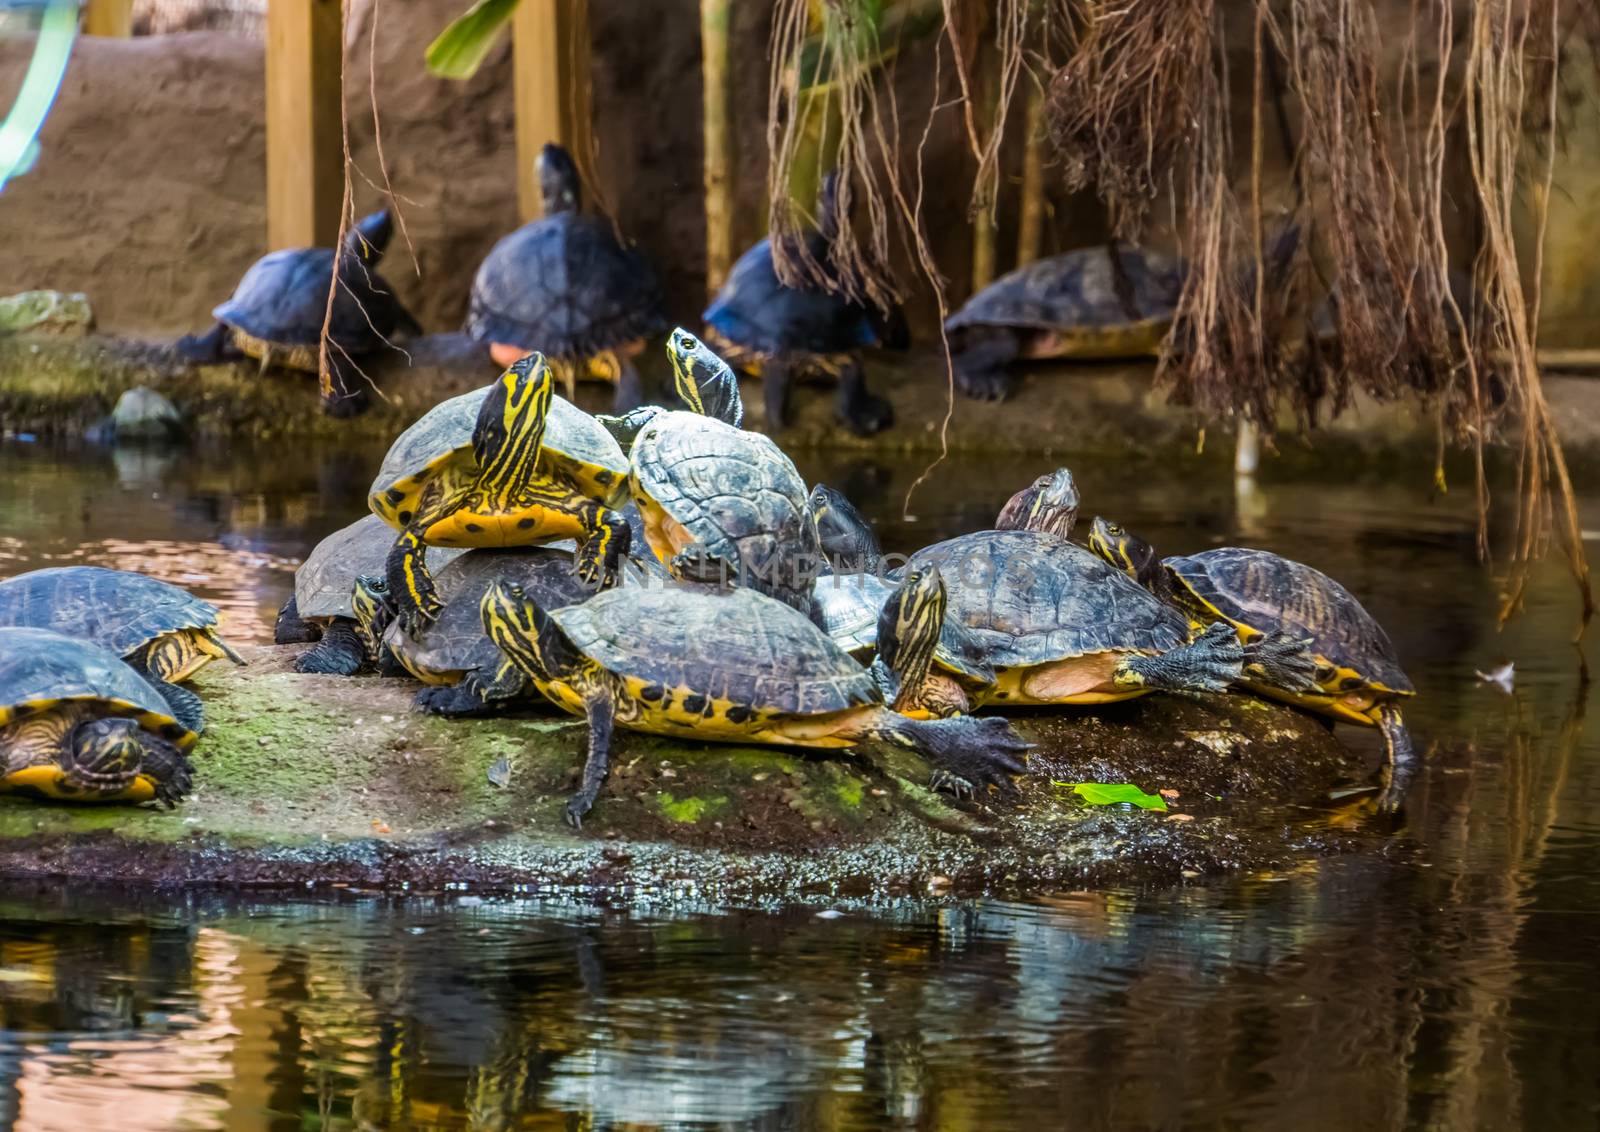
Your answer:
1339,675 -> 1363,691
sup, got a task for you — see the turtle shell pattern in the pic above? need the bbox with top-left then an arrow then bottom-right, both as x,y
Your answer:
368,386 -> 630,532
466,213 -> 668,357
702,231 -> 884,356
906,530 -> 1191,669
630,414 -> 811,607
946,245 -> 1182,334
555,585 -> 879,718
387,547 -> 596,678
216,247 -> 407,353
295,515 -> 465,621
0,627 -> 196,750
0,567 -> 220,660
1164,547 -> 1413,693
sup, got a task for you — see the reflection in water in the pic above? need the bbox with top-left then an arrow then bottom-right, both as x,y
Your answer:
0,435 -> 1596,1128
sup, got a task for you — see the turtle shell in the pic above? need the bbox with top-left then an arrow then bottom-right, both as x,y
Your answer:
466,213 -> 667,357
0,567 -> 221,660
945,245 -> 1182,357
702,232 -> 885,356
1164,547 -> 1413,694
385,547 -> 596,678
555,585 -> 880,717
811,572 -> 994,680
0,627 -> 197,751
906,530 -> 1191,669
629,414 -> 811,608
367,386 -> 630,530
295,515 -> 465,621
216,247 -> 408,353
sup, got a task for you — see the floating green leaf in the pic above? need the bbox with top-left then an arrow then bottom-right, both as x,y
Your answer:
426,0 -> 521,80
1057,782 -> 1169,811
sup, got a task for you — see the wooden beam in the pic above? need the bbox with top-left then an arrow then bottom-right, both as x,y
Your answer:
701,0 -> 734,295
513,0 -> 590,221
266,0 -> 344,250
84,0 -> 132,37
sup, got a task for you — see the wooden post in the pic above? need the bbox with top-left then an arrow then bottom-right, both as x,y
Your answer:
701,0 -> 735,295
266,0 -> 344,250
513,0 -> 591,222
1016,84 -> 1046,266
83,0 -> 133,37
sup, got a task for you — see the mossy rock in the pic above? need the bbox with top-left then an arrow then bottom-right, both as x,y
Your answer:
0,645 -> 1379,901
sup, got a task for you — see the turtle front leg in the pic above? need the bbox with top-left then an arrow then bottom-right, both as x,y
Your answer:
1113,621 -> 1245,694
415,660 -> 528,717
575,506 -> 633,589
1241,631 -> 1321,694
567,686 -> 616,829
835,360 -> 894,436
1375,704 -> 1418,814
174,321 -> 234,364
293,620 -> 369,676
386,524 -> 445,636
952,330 -> 1019,401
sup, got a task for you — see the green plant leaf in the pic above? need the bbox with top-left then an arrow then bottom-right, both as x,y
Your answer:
1058,782 -> 1169,811
426,0 -> 521,80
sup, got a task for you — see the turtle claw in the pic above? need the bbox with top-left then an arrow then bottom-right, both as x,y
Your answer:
954,366 -> 1013,402
1244,632 -> 1321,694
929,769 -> 975,800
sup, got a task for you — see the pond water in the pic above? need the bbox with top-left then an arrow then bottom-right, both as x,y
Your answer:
0,430 -> 1597,1129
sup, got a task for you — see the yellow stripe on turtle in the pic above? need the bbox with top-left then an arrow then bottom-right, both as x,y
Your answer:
0,765 -> 159,804
0,695 -> 195,751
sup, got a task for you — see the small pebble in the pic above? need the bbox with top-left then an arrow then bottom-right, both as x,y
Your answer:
257,737 -> 270,747
815,909 -> 843,920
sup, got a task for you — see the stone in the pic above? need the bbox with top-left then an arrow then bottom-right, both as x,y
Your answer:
102,385 -> 184,442
0,290 -> 94,337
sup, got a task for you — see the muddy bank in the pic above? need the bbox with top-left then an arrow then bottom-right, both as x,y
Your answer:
6,330 -> 1600,464
0,645 -> 1378,900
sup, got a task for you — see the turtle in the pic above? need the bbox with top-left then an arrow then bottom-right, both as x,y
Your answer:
0,627 -> 197,807
807,483 -> 881,574
702,172 -> 908,436
466,143 -> 669,411
363,547 -> 598,717
625,331 -> 815,610
367,352 -> 631,636
1086,516 -> 1415,810
479,569 -> 1032,827
945,242 -> 1184,401
0,566 -> 244,734
175,210 -> 421,418
274,515 -> 465,675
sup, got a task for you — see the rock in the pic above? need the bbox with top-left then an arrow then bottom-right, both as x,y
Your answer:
0,646 -> 1377,900
87,385 -> 185,443
0,291 -> 94,337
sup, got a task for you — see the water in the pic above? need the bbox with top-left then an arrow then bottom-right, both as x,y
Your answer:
1,432 -> 1597,1129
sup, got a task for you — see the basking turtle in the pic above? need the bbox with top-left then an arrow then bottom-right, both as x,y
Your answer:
275,515 -> 464,675
368,353 -> 631,635
1087,517 -> 1415,809
0,566 -> 244,733
703,172 -> 907,435
467,143 -> 668,411
479,571 -> 1031,826
365,547 -> 598,717
176,210 -> 421,418
0,627 -> 196,806
808,483 -> 881,573
625,331 -> 813,610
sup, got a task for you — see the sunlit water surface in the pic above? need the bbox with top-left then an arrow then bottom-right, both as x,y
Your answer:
0,428 -> 1597,1130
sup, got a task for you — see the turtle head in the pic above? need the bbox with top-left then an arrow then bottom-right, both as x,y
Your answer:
345,210 -> 394,266
473,353 -> 554,496
808,484 -> 880,573
481,580 -> 582,683
995,469 -> 1079,537
351,574 -> 397,657
876,566 -> 945,703
538,143 -> 581,215
66,717 -> 145,797
666,327 -> 743,426
1088,517 -> 1161,585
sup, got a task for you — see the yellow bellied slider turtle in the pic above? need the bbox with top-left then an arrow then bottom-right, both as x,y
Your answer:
626,332 -> 813,610
275,515 -> 465,675
945,243 -> 1182,401
0,627 -> 196,806
368,353 -> 631,635
362,546 -> 598,717
175,210 -> 420,417
467,144 -> 668,410
703,173 -> 907,435
480,570 -> 1031,826
0,566 -> 244,733
1087,517 -> 1415,809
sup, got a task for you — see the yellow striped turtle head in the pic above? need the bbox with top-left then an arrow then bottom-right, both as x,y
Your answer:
351,574 -> 395,657
1088,517 -> 1160,586
481,580 -> 583,685
996,469 -> 1079,538
875,566 -> 946,700
67,718 -> 145,795
666,327 -> 743,427
473,353 -> 554,500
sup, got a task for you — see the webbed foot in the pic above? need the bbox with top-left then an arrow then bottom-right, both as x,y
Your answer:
1243,631 -> 1321,693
